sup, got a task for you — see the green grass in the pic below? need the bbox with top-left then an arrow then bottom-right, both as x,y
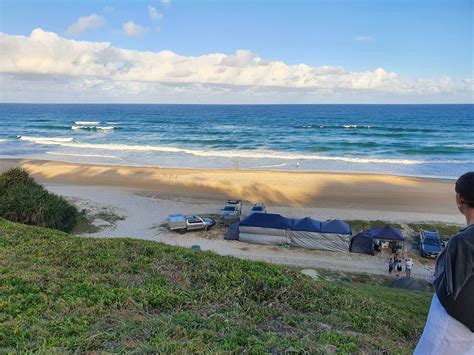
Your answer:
406,222 -> 462,239
0,219 -> 432,353
347,220 -> 402,234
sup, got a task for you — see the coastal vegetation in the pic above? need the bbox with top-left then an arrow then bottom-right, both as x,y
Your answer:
0,219 -> 431,353
0,168 -> 79,232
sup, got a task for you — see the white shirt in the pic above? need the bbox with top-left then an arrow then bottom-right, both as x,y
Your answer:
415,293 -> 474,354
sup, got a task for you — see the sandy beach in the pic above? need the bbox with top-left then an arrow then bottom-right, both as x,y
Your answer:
0,158 -> 465,279
0,158 -> 461,215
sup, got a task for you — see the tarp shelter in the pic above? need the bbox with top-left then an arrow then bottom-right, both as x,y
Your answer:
224,222 -> 240,240
350,225 -> 404,255
230,213 -> 352,252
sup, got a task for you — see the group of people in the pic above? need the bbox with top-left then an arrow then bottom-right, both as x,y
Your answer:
388,255 -> 413,277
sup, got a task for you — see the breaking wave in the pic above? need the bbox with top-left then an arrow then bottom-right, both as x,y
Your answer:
46,152 -> 120,159
17,137 -> 466,165
71,125 -> 116,131
74,121 -> 101,125
19,136 -> 74,143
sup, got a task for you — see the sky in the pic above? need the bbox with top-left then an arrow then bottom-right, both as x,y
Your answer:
0,0 -> 472,104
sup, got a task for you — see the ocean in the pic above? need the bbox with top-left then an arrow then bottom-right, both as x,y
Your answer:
0,104 -> 472,178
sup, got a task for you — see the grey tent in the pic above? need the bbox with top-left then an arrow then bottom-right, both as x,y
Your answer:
231,213 -> 352,252
224,222 -> 240,240
349,231 -> 375,255
289,218 -> 351,252
350,225 -> 404,255
239,213 -> 293,246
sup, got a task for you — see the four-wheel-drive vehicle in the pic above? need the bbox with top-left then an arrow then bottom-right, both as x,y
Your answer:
419,230 -> 443,258
220,200 -> 242,218
167,214 -> 215,233
250,203 -> 267,214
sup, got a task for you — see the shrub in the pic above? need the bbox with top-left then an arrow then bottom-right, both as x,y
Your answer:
0,168 -> 79,232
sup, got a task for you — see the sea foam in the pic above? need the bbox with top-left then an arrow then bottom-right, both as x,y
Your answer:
20,138 -> 443,165
74,121 -> 101,125
46,152 -> 120,159
19,136 -> 74,143
71,125 -> 116,131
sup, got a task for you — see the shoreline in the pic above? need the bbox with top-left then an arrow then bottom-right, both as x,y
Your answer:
0,154 -> 460,181
0,158 -> 462,217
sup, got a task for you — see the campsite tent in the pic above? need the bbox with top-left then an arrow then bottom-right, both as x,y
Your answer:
231,213 -> 352,252
350,225 -> 404,255
238,213 -> 294,246
224,222 -> 240,240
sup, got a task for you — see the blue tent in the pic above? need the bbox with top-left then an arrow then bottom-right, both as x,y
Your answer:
349,231 -> 375,255
292,217 -> 322,232
229,214 -> 352,251
321,220 -> 352,235
369,225 -> 404,241
239,213 -> 294,230
239,213 -> 350,234
350,225 -> 403,255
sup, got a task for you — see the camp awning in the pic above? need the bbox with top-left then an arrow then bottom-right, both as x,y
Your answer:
369,225 -> 404,241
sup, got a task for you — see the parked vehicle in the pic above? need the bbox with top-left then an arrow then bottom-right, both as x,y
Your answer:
220,200 -> 242,226
167,214 -> 215,233
220,200 -> 242,218
250,203 -> 267,214
419,230 -> 443,258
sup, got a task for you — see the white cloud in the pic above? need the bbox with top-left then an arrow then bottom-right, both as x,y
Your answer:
148,5 -> 163,21
0,29 -> 471,103
122,21 -> 148,37
354,35 -> 374,42
66,13 -> 104,35
161,0 -> 171,7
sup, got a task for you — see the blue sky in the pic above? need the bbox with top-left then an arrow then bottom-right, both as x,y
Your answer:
0,0 -> 472,103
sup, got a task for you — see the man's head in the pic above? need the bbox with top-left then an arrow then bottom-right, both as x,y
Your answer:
455,172 -> 474,216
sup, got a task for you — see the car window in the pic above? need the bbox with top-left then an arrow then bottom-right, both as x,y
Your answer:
224,206 -> 236,211
424,238 -> 440,246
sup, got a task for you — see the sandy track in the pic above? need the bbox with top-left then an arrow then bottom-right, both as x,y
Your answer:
46,184 -> 438,280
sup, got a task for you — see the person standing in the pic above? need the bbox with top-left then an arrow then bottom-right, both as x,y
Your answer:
388,258 -> 394,274
396,259 -> 403,277
405,258 -> 413,277
415,172 -> 474,353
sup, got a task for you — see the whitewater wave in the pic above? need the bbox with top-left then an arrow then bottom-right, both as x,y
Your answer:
19,136 -> 74,143
446,144 -> 474,148
0,138 -> 12,142
46,152 -> 120,159
18,136 -> 474,165
71,125 -> 116,131
16,137 -> 431,165
343,125 -> 371,129
74,121 -> 100,125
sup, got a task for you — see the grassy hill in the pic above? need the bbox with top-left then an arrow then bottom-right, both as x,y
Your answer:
0,219 -> 431,353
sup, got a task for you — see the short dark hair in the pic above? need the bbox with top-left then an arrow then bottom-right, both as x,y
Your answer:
455,172 -> 474,208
